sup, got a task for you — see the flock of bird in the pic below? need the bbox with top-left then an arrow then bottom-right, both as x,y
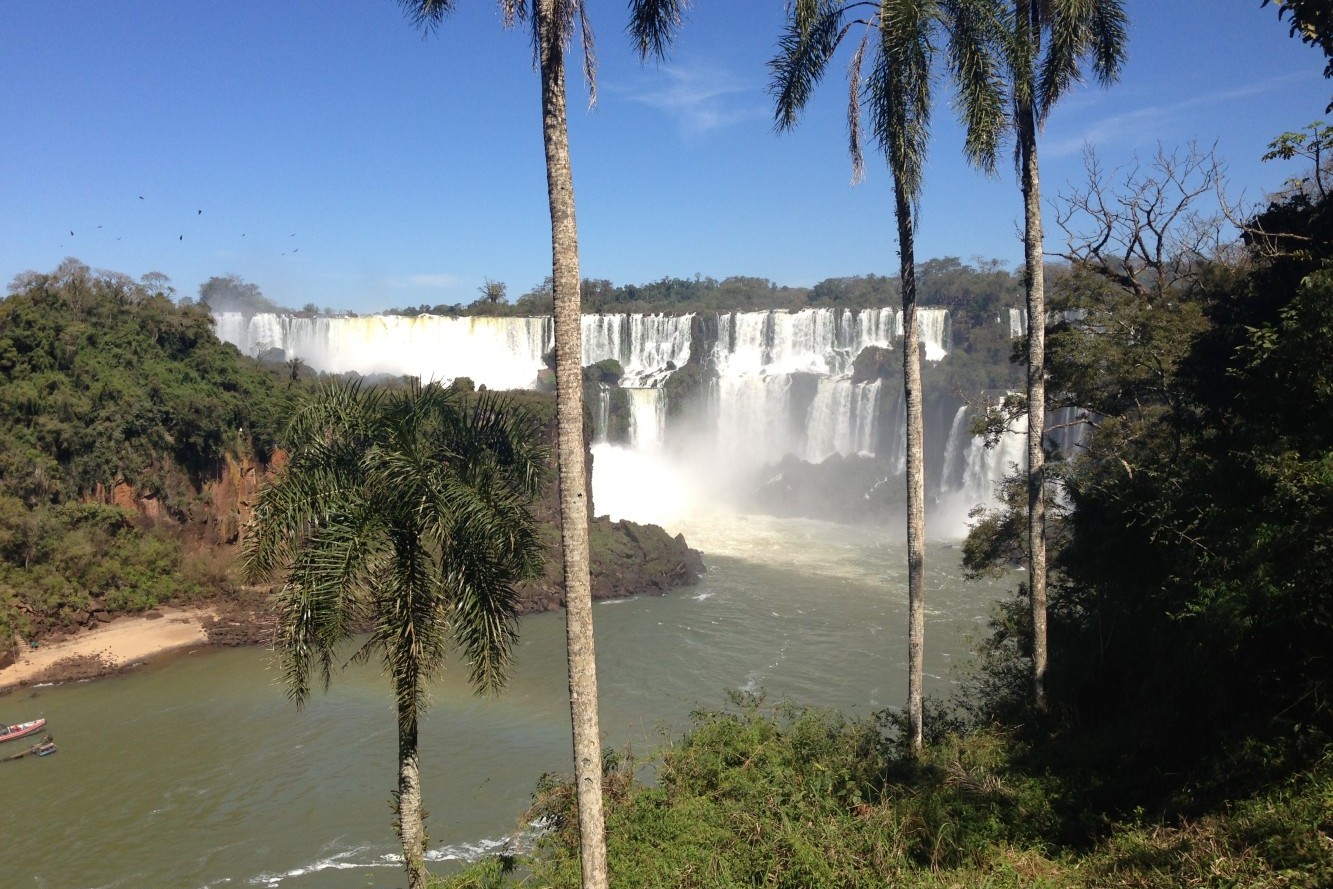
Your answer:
57,196 -> 302,256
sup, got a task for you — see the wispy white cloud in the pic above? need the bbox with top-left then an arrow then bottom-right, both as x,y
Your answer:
612,62 -> 767,135
1045,72 -> 1315,159
384,273 -> 459,290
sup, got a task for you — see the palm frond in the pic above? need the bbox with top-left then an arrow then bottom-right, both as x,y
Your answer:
870,0 -> 936,210
1087,0 -> 1128,86
770,0 -> 848,132
1036,0 -> 1091,122
577,0 -> 598,106
1007,0 -> 1037,114
246,468 -> 358,577
398,0 -> 457,34
443,522 -> 528,694
942,0 -> 1008,175
274,512 -> 384,705
253,375 -> 545,720
375,536 -> 451,734
847,28 -> 871,184
460,391 -> 549,497
628,0 -> 689,62
497,0 -> 527,29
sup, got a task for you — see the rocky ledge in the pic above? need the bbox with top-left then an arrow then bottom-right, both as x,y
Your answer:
516,516 -> 706,614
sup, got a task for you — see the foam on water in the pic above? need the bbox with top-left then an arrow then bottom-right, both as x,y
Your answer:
245,831 -> 526,887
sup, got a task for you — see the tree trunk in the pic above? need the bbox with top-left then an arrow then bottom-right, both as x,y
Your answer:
396,702 -> 427,889
895,183 -> 927,754
535,4 -> 609,889
1018,92 -> 1048,712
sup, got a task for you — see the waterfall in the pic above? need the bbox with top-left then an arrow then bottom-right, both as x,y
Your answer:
1009,307 -> 1026,339
958,414 -> 1028,504
933,403 -> 1028,537
1046,404 -> 1092,460
918,307 -> 950,361
212,306 -> 1031,530
804,378 -> 882,462
883,389 -> 907,476
705,307 -> 904,467
593,384 -> 611,444
582,313 -> 693,386
628,388 -> 666,452
212,312 -> 552,390
709,307 -> 902,375
939,405 -> 970,492
714,374 -> 794,466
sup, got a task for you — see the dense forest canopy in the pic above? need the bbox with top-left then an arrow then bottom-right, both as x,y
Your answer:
0,260 -> 295,503
962,140 -> 1333,799
0,260 -> 305,642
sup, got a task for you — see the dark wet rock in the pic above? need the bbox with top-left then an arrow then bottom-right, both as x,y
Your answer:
852,345 -> 896,383
514,517 -> 705,615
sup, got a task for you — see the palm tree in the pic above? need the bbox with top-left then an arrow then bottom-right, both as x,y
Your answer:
1001,0 -> 1127,711
396,4 -> 687,886
243,380 -> 545,889
771,0 -> 1005,753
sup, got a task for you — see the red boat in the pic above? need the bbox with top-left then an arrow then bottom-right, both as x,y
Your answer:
0,719 -> 46,743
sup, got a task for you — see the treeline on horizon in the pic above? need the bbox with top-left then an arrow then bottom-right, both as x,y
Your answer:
392,258 -> 1018,318
195,256 -> 1023,318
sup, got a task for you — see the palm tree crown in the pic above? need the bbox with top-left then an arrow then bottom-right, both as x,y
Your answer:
244,379 -> 546,889
771,0 -> 1007,191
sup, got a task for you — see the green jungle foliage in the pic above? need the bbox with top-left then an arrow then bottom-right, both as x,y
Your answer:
0,260 -> 308,642
963,167 -> 1333,809
434,698 -> 1333,888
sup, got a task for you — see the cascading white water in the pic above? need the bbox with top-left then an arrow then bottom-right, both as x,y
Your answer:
884,389 -> 907,476
712,307 -> 904,376
212,312 -> 552,391
1009,307 -> 1026,340
708,307 -> 913,465
803,379 -> 881,462
958,414 -> 1028,505
939,405 -> 971,492
593,385 -> 611,444
582,313 -> 693,386
627,389 -> 666,452
212,306 -> 1034,533
713,374 -> 793,467
932,405 -> 1028,537
918,308 -> 950,361
582,313 -> 695,446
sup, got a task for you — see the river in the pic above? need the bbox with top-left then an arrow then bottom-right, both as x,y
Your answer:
2,472 -> 1011,888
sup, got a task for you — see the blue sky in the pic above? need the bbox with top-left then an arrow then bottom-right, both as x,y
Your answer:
1,1 -> 1328,314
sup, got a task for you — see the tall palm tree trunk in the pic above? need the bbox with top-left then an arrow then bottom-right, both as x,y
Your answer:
535,4 -> 609,887
396,704 -> 427,889
1018,93 -> 1048,712
896,184 -> 927,754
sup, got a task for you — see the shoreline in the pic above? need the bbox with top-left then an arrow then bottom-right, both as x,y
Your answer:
0,606 -> 225,693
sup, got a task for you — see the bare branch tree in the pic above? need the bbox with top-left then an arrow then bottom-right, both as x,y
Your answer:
1053,143 -> 1229,297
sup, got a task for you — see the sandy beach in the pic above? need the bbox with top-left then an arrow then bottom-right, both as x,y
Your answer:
0,606 -> 219,692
